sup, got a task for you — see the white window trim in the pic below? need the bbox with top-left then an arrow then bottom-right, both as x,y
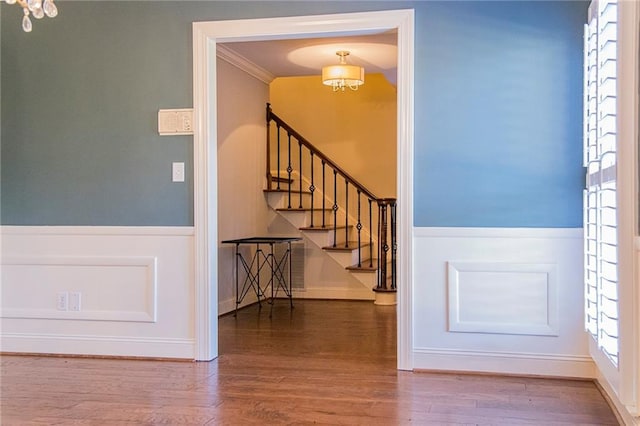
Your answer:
593,0 -> 640,419
584,0 -> 621,372
616,0 -> 640,416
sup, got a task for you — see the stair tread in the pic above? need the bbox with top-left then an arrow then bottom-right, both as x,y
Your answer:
276,207 -> 332,212
346,259 -> 379,272
264,188 -> 312,195
323,241 -> 370,251
373,280 -> 397,292
299,225 -> 351,231
270,176 -> 294,184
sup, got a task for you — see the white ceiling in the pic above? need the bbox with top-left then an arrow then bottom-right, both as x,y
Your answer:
219,30 -> 398,85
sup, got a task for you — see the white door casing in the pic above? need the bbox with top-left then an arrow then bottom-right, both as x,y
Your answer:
192,10 -> 415,369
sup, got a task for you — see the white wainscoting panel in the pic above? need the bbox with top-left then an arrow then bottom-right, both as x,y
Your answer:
447,261 -> 558,336
2,256 -> 157,322
0,226 -> 195,359
413,227 -> 593,378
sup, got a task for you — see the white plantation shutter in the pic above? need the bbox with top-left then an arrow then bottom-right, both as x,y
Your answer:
583,0 -> 619,366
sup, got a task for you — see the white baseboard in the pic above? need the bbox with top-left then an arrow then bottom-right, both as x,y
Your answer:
1,333 -> 195,359
218,287 -> 375,315
218,293 -> 260,316
292,287 -> 374,301
595,365 -> 640,426
413,347 -> 595,378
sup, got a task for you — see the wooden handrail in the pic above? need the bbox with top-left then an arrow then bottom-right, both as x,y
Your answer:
267,103 -> 379,202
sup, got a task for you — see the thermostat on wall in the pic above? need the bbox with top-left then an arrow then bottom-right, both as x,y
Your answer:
158,109 -> 194,135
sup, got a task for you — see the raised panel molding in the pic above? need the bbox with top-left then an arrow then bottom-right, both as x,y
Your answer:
447,261 -> 558,336
1,226 -> 194,359
2,256 -> 158,322
412,226 -> 586,378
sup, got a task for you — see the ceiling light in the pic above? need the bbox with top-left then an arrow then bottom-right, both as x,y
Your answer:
322,51 -> 364,92
5,0 -> 58,33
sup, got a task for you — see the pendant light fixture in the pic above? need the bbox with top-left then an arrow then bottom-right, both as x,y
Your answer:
322,51 -> 365,92
5,0 -> 58,33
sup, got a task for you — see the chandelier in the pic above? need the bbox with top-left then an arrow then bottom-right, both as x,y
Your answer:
322,51 -> 365,92
5,0 -> 58,33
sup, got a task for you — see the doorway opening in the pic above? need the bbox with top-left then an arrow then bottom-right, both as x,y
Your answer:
192,9 -> 414,370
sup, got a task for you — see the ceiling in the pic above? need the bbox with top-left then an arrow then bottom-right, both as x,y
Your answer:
219,30 -> 398,85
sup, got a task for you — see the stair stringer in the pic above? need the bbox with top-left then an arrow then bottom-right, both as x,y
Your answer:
266,210 -> 375,300
267,170 -> 379,250
266,171 -> 379,290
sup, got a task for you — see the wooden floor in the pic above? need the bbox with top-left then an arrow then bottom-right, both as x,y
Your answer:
1,300 -> 619,425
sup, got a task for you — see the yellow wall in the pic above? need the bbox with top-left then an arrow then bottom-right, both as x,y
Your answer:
269,73 -> 397,198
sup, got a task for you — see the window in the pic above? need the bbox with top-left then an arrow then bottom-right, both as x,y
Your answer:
583,0 -> 619,366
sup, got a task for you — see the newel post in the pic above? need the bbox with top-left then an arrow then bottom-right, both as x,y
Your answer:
374,198 -> 397,305
265,103 -> 273,190
390,199 -> 397,291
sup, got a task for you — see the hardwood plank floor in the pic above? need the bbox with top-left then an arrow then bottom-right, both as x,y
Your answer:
1,300 -> 619,425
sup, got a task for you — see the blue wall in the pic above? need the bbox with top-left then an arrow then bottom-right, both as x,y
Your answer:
0,1 -> 586,227
416,1 -> 586,227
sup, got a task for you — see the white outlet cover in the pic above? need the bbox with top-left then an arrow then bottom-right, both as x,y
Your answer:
172,162 -> 185,182
69,292 -> 82,312
56,292 -> 68,311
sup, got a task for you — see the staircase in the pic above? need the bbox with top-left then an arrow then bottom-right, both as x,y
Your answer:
264,104 -> 397,305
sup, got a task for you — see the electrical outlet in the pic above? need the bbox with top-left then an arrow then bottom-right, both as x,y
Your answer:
69,292 -> 81,312
56,292 -> 68,311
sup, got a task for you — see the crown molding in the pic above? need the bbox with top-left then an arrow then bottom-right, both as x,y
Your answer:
216,44 -> 275,84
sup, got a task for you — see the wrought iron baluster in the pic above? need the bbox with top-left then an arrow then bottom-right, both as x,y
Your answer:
309,152 -> 315,228
377,203 -> 382,288
345,181 -> 349,248
357,190 -> 362,268
287,133 -> 292,209
332,169 -> 338,248
276,124 -> 281,190
369,199 -> 373,268
322,161 -> 326,228
298,140 -> 303,209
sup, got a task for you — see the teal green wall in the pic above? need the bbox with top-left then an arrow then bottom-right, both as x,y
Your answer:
1,1 -> 586,227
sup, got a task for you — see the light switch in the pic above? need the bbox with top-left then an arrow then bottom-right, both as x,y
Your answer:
172,162 -> 185,182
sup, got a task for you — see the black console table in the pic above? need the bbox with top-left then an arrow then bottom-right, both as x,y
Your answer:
221,236 -> 302,316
